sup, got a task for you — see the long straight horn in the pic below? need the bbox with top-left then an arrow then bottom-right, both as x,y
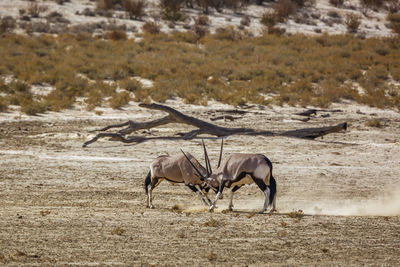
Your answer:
217,139 -> 224,168
202,139 -> 212,175
181,149 -> 205,179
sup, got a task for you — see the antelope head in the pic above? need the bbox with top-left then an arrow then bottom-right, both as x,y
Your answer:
181,139 -> 223,190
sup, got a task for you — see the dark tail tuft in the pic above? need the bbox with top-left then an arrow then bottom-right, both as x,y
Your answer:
269,175 -> 276,205
262,155 -> 276,205
144,171 -> 151,194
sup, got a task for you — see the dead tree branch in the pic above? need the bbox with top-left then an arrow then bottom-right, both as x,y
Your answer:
82,103 -> 347,147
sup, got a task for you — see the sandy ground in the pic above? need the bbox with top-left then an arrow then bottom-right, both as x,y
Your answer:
0,100 -> 400,265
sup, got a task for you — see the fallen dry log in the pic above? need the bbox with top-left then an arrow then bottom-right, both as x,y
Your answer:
82,103 -> 348,147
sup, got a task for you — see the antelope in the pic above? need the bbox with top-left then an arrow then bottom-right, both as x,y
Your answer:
182,140 -> 277,214
144,150 -> 214,209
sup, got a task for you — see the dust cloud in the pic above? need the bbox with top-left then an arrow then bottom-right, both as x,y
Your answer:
302,187 -> 400,216
184,186 -> 400,216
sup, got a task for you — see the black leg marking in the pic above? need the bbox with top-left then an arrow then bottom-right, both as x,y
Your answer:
187,184 -> 199,193
250,175 -> 267,192
144,171 -> 151,194
219,180 -> 227,194
232,185 -> 242,192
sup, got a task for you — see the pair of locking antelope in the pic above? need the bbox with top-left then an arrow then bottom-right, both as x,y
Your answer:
145,140 -> 277,214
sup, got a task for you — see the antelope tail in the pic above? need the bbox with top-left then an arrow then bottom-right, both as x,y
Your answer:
144,171 -> 151,194
262,155 -> 276,205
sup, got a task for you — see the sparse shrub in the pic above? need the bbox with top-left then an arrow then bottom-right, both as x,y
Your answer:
387,12 -> 400,35
4,81 -> 31,94
274,0 -> 298,22
0,97 -> 8,112
196,15 -> 210,26
345,13 -> 361,33
240,15 -> 251,26
365,118 -> 382,127
142,21 -> 161,34
109,91 -> 131,108
106,29 -> 127,40
202,217 -> 223,227
28,3 -> 48,18
82,8 -> 96,16
0,16 -> 16,35
214,26 -> 242,41
20,99 -> 47,115
288,210 -> 304,220
375,47 -> 389,56
27,22 -> 51,33
52,0 -> 71,4
260,11 -> 278,28
96,0 -> 114,11
119,78 -> 142,92
360,0 -> 385,11
291,0 -> 315,8
123,0 -> 146,20
205,251 -> 217,261
44,89 -> 75,111
85,87 -> 103,111
327,10 -> 341,18
386,0 -> 400,13
111,227 -> 126,235
46,11 -> 70,24
329,0 -> 344,7
193,24 -> 209,40
160,0 -> 185,21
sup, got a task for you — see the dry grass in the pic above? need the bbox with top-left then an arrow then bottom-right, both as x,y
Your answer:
346,13 -> 362,33
0,32 -> 399,113
123,0 -> 146,20
0,97 -> 8,112
110,227 -> 126,235
387,12 -> 400,35
365,118 -> 382,127
287,210 -> 304,220
202,217 -> 224,227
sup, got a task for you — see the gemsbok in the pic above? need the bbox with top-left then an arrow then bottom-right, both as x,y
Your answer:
182,140 -> 277,214
144,150 -> 214,209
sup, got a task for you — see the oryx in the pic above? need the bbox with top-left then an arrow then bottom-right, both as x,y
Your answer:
182,140 -> 277,214
144,151 -> 214,209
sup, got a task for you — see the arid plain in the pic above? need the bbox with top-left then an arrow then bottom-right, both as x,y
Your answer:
1,101 -> 399,265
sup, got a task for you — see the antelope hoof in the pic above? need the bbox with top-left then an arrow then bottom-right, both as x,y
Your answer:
149,205 -> 155,209
258,209 -> 266,214
228,205 -> 233,211
269,208 -> 277,213
209,205 -> 215,212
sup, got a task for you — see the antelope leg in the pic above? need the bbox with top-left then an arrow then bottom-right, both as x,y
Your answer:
209,181 -> 226,212
259,188 -> 271,214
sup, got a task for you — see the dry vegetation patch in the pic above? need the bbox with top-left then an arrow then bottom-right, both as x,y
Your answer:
0,32 -> 400,115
